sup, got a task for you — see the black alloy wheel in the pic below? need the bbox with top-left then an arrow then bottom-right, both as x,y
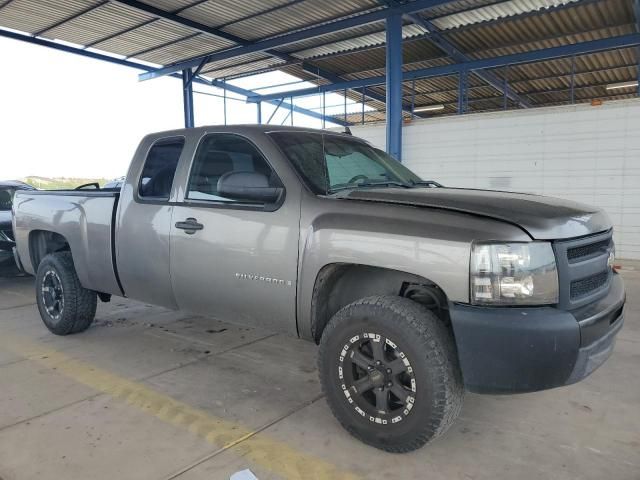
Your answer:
339,333 -> 417,425
41,269 -> 65,322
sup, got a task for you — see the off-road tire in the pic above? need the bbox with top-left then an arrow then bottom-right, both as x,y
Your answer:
36,252 -> 97,335
318,295 -> 464,453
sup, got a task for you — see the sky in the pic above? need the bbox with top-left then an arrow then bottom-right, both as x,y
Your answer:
0,35 -> 365,181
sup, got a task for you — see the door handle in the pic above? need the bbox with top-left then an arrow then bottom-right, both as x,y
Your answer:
175,217 -> 204,234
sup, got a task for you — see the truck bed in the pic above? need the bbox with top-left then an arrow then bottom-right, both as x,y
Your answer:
13,189 -> 123,296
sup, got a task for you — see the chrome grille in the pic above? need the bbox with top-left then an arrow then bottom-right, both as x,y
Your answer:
553,230 -> 613,310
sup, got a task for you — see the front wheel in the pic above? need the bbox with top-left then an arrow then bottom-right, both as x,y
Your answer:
36,252 -> 97,335
318,296 -> 464,453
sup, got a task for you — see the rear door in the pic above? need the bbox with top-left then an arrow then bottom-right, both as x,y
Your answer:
116,136 -> 185,308
169,132 -> 300,333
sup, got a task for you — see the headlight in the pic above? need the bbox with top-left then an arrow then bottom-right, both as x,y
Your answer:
470,242 -> 559,305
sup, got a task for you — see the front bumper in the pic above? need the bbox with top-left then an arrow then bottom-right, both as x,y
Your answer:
449,273 -> 625,394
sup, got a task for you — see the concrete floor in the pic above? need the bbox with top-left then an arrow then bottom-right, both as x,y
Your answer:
0,262 -> 638,480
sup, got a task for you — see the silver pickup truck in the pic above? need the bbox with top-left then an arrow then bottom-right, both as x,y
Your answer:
13,125 -> 625,453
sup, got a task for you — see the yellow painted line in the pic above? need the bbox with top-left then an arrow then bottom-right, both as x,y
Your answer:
0,333 -> 360,480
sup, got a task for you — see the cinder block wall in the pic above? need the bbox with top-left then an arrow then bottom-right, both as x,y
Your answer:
349,99 -> 640,260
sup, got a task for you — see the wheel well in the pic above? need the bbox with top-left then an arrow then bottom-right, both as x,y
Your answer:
29,230 -> 70,270
310,263 -> 449,343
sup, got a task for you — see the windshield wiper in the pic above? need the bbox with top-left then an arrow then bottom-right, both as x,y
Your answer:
409,180 -> 442,188
328,180 -> 412,194
357,180 -> 412,188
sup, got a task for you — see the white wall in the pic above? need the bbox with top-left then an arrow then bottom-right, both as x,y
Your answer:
349,99 -> 640,260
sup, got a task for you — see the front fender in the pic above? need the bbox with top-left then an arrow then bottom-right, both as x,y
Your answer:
296,201 -> 532,340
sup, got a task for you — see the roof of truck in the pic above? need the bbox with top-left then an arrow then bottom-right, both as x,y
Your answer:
146,124 -> 355,138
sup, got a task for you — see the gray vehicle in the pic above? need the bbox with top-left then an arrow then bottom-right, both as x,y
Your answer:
13,126 -> 625,452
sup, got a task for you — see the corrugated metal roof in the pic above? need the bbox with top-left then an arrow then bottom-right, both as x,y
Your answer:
428,0 -> 581,30
0,0 -> 637,122
210,0 -> 381,41
42,2 -> 151,46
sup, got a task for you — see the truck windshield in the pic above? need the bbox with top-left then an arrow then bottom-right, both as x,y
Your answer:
268,132 -> 425,194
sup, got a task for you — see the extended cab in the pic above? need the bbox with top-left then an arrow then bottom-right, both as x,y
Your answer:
13,126 -> 625,452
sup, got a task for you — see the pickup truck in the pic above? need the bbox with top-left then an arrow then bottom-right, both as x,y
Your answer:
13,125 -> 625,453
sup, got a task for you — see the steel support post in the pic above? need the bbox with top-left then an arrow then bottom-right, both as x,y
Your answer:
386,12 -> 403,161
322,92 -> 326,129
182,69 -> 195,128
223,80 -> 227,125
411,78 -> 416,115
570,56 -> 576,104
458,69 -> 468,114
257,102 -> 262,124
503,66 -> 508,110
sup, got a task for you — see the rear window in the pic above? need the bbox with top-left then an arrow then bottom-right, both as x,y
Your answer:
138,138 -> 185,199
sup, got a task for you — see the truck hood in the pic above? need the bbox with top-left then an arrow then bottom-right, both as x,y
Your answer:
335,188 -> 611,240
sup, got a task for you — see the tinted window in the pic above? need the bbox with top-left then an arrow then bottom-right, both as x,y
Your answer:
186,134 -> 277,204
138,138 -> 185,199
269,132 -> 421,194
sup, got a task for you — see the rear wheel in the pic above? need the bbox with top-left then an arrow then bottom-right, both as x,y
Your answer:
36,252 -> 97,335
318,295 -> 463,452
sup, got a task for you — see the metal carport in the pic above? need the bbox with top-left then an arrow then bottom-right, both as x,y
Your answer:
0,0 -> 638,161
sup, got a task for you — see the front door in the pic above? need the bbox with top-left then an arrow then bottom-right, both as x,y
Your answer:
169,133 -> 299,333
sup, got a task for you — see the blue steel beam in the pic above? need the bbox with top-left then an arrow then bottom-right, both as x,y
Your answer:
182,69 -> 195,128
113,0 -> 382,116
399,62 -> 640,99
215,1 -> 308,30
267,98 -> 285,124
218,0 -> 602,79
205,0 -> 598,83
458,70 -> 468,114
84,1 -> 210,49
0,28 -> 345,126
378,0 -> 530,108
112,0 -> 291,63
126,33 -> 201,59
301,62 -> 414,115
249,34 -> 640,102
207,78 -> 349,126
403,11 -> 532,108
114,0 -> 356,84
139,0 -> 459,81
386,13 -> 403,161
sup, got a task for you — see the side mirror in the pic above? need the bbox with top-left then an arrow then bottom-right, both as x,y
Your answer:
217,171 -> 283,203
